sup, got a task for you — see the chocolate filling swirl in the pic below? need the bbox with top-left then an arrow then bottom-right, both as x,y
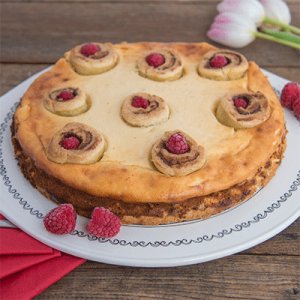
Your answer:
46,123 -> 106,165
44,86 -> 89,117
198,49 -> 249,81
206,51 -> 242,69
133,97 -> 159,115
233,94 -> 261,115
151,130 -> 206,176
159,53 -> 177,71
157,140 -> 200,167
90,49 -> 109,60
216,91 -> 271,130
137,50 -> 183,81
49,88 -> 79,102
121,93 -> 170,127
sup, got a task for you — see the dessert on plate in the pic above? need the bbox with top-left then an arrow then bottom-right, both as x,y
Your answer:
11,42 -> 287,225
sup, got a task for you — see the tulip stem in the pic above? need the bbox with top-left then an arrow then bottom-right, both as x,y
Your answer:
254,31 -> 300,50
263,17 -> 300,36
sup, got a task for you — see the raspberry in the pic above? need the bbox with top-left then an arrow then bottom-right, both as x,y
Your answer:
280,82 -> 300,109
146,53 -> 165,68
165,133 -> 190,154
43,204 -> 77,234
58,90 -> 74,100
132,96 -> 149,108
61,136 -> 80,150
234,98 -> 248,109
209,56 -> 228,68
81,43 -> 100,57
86,207 -> 121,238
292,98 -> 300,118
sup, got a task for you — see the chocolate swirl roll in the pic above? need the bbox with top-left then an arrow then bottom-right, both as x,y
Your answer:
65,42 -> 118,75
216,91 -> 271,130
43,86 -> 89,117
198,49 -> 249,81
121,93 -> 170,127
46,123 -> 106,164
151,130 -> 206,176
137,50 -> 183,81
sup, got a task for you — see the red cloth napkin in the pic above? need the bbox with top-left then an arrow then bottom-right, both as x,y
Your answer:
0,215 -> 86,300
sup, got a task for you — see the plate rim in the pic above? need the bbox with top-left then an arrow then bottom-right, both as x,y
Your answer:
0,67 -> 299,267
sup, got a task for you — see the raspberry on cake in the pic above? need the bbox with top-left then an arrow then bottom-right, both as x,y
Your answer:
80,43 -> 100,57
132,96 -> 149,109
58,90 -> 75,100
146,53 -> 165,68
61,136 -> 81,150
209,55 -> 228,68
165,132 -> 190,154
234,98 -> 248,109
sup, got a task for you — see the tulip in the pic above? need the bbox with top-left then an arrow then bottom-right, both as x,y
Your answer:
208,13 -> 256,48
261,0 -> 291,25
207,12 -> 300,50
217,0 -> 265,26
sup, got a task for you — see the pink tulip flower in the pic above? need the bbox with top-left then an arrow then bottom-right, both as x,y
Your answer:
207,12 -> 256,48
217,0 -> 265,26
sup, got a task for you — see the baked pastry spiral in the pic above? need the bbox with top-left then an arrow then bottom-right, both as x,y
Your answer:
46,123 -> 106,164
43,86 -> 89,117
65,42 -> 118,75
198,49 -> 249,81
216,91 -> 271,130
151,130 -> 206,176
121,92 -> 170,127
137,50 -> 183,81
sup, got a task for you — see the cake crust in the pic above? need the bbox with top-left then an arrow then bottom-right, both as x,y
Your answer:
12,42 -> 286,224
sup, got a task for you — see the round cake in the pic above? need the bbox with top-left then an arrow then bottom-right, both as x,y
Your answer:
11,42 -> 287,225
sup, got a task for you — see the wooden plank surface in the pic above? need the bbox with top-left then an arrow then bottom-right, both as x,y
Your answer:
1,2 -> 299,66
1,0 -> 299,299
34,255 -> 300,300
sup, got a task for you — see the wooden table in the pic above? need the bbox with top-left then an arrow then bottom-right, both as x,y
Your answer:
1,1 -> 299,299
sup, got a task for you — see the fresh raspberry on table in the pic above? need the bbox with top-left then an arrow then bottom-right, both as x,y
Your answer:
43,204 -> 77,234
58,90 -> 74,100
209,56 -> 228,68
292,98 -> 300,118
132,96 -> 149,108
61,136 -> 80,150
86,207 -> 121,238
81,43 -> 100,57
146,53 -> 165,68
234,98 -> 248,109
280,82 -> 300,109
165,133 -> 190,154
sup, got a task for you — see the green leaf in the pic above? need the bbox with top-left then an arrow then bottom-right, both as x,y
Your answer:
263,29 -> 300,45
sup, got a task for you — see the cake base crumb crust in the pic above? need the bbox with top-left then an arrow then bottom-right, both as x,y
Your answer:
11,121 -> 287,225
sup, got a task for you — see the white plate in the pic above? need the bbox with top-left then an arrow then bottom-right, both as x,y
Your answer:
0,68 -> 299,267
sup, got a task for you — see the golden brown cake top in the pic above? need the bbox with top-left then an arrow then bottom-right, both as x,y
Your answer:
14,42 -> 286,204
